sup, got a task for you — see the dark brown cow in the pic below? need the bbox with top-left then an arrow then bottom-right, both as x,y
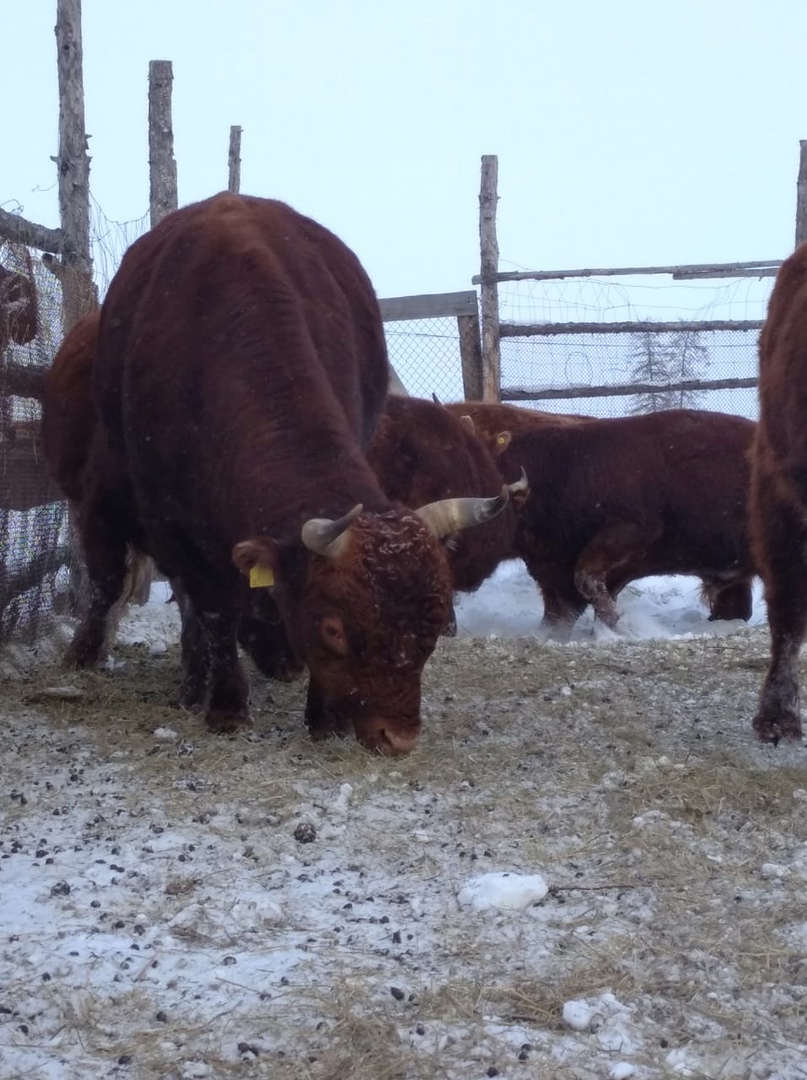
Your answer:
451,400 -> 756,625
0,264 -> 38,350
368,395 -> 524,596
71,192 -> 508,754
483,408 -> 756,638
748,244 -> 807,743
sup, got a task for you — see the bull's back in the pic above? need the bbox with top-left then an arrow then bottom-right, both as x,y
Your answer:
93,194 -> 389,537
446,401 -> 590,448
502,408 -> 753,536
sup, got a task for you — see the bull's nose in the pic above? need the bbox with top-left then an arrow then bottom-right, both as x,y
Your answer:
357,719 -> 421,756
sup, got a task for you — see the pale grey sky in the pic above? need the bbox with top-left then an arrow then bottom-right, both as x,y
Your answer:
3,1 -> 806,299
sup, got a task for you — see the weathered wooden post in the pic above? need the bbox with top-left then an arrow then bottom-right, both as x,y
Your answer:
148,61 -> 178,227
228,126 -> 243,193
796,140 -> 807,249
55,0 -> 95,330
457,309 -> 484,400
478,155 -> 501,402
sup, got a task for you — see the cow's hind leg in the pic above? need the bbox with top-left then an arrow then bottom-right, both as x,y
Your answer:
63,489 -> 131,669
752,488 -> 807,743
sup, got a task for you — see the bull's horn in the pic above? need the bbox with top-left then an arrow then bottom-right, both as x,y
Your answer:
460,414 -> 476,433
432,392 -> 442,405
301,503 -> 363,558
508,467 -> 529,497
416,486 -> 509,540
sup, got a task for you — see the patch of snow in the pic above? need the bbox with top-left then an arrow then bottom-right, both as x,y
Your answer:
457,871 -> 549,911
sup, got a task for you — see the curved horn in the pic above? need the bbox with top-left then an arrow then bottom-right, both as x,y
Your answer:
432,392 -> 442,405
508,467 -> 529,498
301,503 -> 363,559
416,486 -> 509,540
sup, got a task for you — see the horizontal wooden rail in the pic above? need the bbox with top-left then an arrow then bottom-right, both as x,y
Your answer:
472,259 -> 782,286
502,376 -> 758,402
500,319 -> 764,337
379,290 -> 478,322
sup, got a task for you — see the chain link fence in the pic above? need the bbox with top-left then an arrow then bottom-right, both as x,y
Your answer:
383,317 -> 468,401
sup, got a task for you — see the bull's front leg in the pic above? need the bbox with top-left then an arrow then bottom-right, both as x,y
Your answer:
574,569 -> 620,629
574,519 -> 657,631
64,489 -> 130,669
755,633 -> 803,743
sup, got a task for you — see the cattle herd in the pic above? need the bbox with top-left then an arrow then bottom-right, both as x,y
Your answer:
32,192 -> 807,751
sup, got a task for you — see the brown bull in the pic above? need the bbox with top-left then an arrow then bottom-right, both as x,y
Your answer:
454,400 -> 756,626
368,395 -> 525,612
749,244 -> 807,743
69,193 -> 509,754
483,408 -> 756,638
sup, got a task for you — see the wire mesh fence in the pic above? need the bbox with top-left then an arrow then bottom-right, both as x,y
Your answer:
496,270 -> 773,420
0,203 -> 150,650
500,328 -> 761,420
0,239 -> 69,645
383,316 -> 469,402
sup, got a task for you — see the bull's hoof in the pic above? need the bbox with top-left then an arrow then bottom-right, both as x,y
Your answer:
205,711 -> 251,735
179,679 -> 207,711
63,644 -> 99,670
753,710 -> 803,745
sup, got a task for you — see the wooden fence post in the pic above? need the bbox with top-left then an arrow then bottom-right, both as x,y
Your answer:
228,126 -> 243,193
457,312 -> 483,400
148,60 -> 178,227
796,140 -> 807,249
479,155 -> 501,402
55,0 -> 95,330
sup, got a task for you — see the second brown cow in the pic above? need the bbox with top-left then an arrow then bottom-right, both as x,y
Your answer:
482,407 -> 757,638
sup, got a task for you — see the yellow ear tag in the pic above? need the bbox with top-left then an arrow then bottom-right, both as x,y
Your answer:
249,566 -> 274,589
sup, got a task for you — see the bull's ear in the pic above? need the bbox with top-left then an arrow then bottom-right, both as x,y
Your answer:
232,538 -> 280,590
493,430 -> 512,455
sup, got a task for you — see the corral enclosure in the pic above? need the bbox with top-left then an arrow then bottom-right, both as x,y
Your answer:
2,8 -> 807,1076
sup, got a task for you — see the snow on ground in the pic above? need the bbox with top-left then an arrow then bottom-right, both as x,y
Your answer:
4,565 -> 805,1080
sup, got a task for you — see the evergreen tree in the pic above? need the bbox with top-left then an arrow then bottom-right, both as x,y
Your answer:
628,328 -> 709,414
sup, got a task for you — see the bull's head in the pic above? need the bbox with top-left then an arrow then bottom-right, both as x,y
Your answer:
232,485 -> 514,756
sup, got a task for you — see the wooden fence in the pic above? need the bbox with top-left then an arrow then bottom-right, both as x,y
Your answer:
470,149 -> 807,404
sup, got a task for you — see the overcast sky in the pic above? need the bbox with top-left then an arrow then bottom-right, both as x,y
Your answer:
3,1 -> 807,300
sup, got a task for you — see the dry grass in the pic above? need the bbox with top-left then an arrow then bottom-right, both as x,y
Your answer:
3,627 -> 807,1077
